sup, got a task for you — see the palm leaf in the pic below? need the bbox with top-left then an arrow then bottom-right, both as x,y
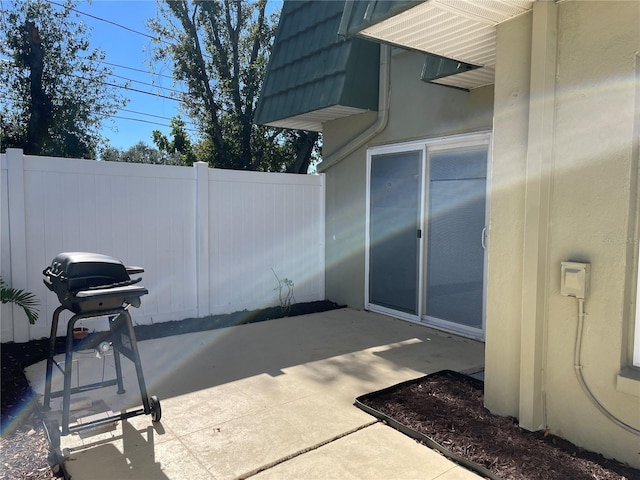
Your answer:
0,277 -> 39,325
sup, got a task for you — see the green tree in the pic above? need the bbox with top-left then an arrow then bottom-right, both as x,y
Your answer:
149,0 -> 318,173
100,145 -> 123,162
101,141 -> 169,165
0,0 -> 127,158
152,116 -> 197,166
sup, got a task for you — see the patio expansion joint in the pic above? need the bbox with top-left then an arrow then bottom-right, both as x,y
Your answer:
156,421 -> 220,476
235,419 -> 380,480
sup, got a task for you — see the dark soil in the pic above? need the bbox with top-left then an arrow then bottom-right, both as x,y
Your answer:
359,370 -> 640,480
0,300 -> 342,480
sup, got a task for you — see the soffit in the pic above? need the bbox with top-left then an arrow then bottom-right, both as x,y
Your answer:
261,106 -> 370,132
357,0 -> 533,89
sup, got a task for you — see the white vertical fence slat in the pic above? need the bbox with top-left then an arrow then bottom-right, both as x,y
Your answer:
0,153 -> 10,342
0,150 -> 325,342
195,162 -> 210,318
7,150 -> 30,342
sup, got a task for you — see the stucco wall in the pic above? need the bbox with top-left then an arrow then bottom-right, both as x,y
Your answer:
484,10 -> 532,422
323,50 -> 494,309
489,1 -> 640,467
546,1 -> 639,466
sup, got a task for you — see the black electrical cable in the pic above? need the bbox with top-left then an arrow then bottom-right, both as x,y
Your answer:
111,115 -> 198,132
120,109 -> 196,125
96,59 -> 175,81
46,0 -> 161,42
108,73 -> 184,95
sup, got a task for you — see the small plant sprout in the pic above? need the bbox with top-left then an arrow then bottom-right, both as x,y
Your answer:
272,269 -> 295,315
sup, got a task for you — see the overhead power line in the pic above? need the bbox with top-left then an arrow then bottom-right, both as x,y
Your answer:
67,71 -> 182,102
111,115 -> 199,133
109,73 -> 184,95
45,0 -> 215,62
97,59 -> 175,81
120,108 -> 197,126
70,73 -> 182,102
36,1 -> 206,139
46,0 -> 160,42
108,81 -> 180,102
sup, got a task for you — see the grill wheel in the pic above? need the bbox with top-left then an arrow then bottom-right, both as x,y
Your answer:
149,396 -> 162,422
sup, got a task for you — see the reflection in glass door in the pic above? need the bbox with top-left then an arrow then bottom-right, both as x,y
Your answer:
425,147 -> 488,336
367,150 -> 422,317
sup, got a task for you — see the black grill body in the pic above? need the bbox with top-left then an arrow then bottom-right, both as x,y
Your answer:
43,252 -> 146,313
42,252 -> 160,442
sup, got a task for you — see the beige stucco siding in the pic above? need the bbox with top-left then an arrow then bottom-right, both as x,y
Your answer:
324,115 -> 373,308
489,1 -> 640,467
484,10 -> 532,422
323,50 -> 494,309
379,52 -> 495,145
546,0 -> 640,465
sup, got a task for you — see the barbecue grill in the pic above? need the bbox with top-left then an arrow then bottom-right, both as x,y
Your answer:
42,252 -> 161,444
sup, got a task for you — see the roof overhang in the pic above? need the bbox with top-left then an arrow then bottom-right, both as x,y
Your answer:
354,0 -> 534,89
255,1 -> 381,132
261,105 -> 371,132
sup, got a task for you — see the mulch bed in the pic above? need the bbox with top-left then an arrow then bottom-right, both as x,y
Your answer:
358,370 -> 640,480
0,300 -> 342,479
1,338 -> 61,480
0,419 -> 58,480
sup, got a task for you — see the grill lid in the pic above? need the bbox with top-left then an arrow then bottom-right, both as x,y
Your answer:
43,252 -> 146,313
45,252 -> 130,288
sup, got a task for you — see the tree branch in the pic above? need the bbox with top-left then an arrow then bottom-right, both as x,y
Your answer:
167,0 -> 227,163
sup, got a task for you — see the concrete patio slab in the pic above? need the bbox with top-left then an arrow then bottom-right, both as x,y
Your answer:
250,423 -> 481,480
25,308 -> 485,479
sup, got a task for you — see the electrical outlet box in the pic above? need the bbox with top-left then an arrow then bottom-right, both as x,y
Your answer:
560,262 -> 590,299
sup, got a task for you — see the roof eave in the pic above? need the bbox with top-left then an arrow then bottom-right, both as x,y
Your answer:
356,0 -> 534,89
262,105 -> 374,132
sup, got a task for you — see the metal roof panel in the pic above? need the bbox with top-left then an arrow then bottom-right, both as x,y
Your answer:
255,0 -> 380,130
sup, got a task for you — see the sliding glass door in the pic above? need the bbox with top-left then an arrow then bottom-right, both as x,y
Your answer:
366,134 -> 490,339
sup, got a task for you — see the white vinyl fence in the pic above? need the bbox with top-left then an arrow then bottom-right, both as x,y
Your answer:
1,149 -> 325,342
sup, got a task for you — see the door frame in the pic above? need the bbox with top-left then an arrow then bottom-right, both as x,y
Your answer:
365,131 -> 492,339
365,140 -> 427,323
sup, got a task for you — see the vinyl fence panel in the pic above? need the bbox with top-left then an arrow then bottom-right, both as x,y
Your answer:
208,169 -> 325,315
1,151 -> 325,342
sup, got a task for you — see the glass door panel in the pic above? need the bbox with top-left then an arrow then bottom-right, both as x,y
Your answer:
368,151 -> 422,316
425,148 -> 487,331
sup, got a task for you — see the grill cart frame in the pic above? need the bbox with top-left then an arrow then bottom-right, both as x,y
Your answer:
42,252 -> 161,445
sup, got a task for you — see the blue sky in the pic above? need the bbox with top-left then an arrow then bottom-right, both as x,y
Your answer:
73,0 -> 281,152
75,0 -> 188,151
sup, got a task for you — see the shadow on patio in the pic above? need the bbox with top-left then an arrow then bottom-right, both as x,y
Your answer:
25,308 -> 485,480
